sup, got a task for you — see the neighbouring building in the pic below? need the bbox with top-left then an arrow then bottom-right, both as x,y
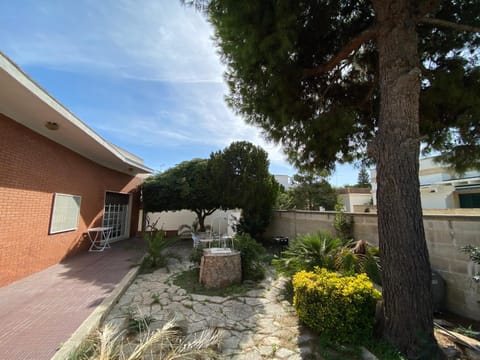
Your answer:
337,187 -> 373,212
371,156 -> 480,210
0,52 -> 152,286
274,174 -> 293,190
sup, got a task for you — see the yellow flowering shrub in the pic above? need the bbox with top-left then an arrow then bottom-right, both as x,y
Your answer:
292,267 -> 381,344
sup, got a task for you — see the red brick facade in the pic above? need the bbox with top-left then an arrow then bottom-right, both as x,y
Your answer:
0,114 -> 143,286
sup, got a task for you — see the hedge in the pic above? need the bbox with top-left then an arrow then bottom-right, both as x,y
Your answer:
292,267 -> 381,344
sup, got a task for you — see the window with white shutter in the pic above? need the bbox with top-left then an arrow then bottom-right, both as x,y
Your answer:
49,193 -> 81,234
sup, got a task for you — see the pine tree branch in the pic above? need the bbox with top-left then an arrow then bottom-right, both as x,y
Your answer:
416,0 -> 441,17
180,0 -> 209,12
419,17 -> 480,33
303,26 -> 377,78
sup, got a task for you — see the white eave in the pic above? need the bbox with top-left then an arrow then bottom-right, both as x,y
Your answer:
420,177 -> 480,189
0,51 -> 152,175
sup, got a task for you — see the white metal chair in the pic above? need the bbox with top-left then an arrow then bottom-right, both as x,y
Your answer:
192,233 -> 200,248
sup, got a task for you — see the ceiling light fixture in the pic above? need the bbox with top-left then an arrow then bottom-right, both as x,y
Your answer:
45,121 -> 59,130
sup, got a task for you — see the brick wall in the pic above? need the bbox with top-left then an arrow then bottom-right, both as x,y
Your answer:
0,114 -> 143,286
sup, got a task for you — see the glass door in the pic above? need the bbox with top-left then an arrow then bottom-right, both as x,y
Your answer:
102,192 -> 130,242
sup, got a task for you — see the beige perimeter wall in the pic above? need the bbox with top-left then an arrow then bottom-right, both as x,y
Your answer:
265,210 -> 480,320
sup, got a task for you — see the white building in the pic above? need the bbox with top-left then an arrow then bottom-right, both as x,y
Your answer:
337,188 -> 373,212
371,156 -> 480,209
274,174 -> 293,190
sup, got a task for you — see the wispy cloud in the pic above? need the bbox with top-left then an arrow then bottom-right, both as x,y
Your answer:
0,0 -> 293,174
1,1 -> 223,83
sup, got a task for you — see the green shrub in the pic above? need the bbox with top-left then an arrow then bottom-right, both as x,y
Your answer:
272,231 -> 343,276
292,267 -> 381,344
460,245 -> 480,281
273,231 -> 382,285
335,243 -> 382,285
189,245 -> 204,267
234,233 -> 267,281
141,230 -> 176,273
334,204 -> 354,241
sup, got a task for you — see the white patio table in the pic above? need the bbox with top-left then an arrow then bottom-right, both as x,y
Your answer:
87,226 -> 113,252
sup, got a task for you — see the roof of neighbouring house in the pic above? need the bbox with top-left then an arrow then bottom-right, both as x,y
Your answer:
0,51 -> 152,175
337,187 -> 371,194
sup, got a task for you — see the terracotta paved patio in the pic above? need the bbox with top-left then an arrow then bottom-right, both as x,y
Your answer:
0,238 -> 145,360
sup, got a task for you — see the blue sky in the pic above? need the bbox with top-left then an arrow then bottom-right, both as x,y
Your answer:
0,0 -> 360,187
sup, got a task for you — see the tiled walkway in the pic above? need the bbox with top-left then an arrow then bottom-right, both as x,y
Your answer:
0,238 -> 145,360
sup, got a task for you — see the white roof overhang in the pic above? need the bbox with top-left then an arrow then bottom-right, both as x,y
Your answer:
0,52 -> 152,175
420,177 -> 480,191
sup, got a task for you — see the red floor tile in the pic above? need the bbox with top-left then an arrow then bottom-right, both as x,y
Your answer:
0,238 -> 145,360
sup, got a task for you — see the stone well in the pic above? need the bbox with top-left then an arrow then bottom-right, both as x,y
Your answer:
199,248 -> 241,288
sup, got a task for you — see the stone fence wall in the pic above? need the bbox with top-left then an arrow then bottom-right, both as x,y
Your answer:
265,210 -> 480,320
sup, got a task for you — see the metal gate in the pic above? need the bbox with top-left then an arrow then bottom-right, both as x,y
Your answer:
102,192 -> 130,242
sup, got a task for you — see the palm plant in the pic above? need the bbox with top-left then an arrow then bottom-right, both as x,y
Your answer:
141,216 -> 177,272
335,240 -> 382,285
143,229 -> 177,270
272,231 -> 344,276
273,231 -> 382,284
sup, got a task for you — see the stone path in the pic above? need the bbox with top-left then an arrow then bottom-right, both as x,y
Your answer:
103,243 -> 321,359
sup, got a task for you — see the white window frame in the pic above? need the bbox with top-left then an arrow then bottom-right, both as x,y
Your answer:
49,193 -> 82,234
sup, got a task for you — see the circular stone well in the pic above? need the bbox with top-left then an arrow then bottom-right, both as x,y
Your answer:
199,248 -> 241,288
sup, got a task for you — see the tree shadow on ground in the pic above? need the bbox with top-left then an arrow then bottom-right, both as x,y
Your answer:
56,237 -> 146,298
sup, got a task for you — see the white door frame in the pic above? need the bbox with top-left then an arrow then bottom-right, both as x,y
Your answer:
102,191 -> 132,243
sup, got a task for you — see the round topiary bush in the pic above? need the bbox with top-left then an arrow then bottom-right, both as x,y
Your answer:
292,267 -> 381,344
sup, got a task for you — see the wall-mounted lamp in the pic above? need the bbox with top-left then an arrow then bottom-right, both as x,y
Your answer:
45,121 -> 59,131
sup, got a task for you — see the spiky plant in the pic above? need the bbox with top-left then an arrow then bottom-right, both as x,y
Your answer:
273,232 -> 381,284
69,318 -> 223,360
272,231 -> 344,276
97,325 -> 124,360
335,242 -> 382,285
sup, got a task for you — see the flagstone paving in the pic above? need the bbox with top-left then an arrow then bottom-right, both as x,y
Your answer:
103,244 -> 321,359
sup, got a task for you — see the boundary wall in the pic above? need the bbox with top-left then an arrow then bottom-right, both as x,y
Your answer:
265,210 -> 480,320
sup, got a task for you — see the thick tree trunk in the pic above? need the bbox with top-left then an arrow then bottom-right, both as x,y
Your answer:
197,212 -> 207,232
195,209 -> 216,232
372,1 -> 441,358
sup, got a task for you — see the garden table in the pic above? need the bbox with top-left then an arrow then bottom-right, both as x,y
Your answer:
87,226 -> 113,252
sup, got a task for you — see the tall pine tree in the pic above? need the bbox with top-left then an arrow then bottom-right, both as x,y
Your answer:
184,1 -> 480,357
357,165 -> 371,188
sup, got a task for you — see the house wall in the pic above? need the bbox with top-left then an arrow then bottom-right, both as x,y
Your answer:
0,114 -> 142,286
338,193 -> 372,212
265,210 -> 480,320
420,185 -> 456,209
274,175 -> 292,190
371,159 -> 480,209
